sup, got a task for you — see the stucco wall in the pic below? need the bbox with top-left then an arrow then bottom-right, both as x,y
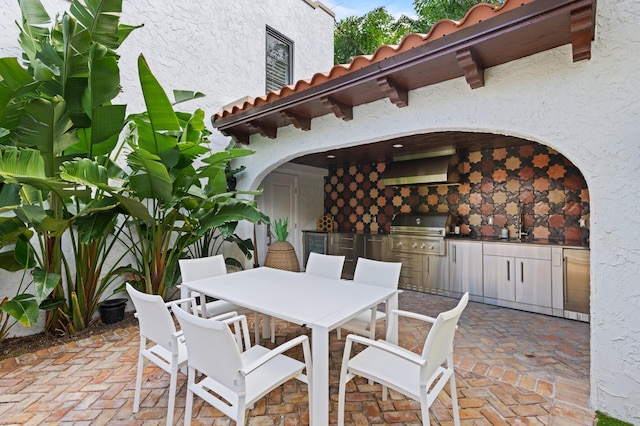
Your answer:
0,0 -> 334,149
233,0 -> 640,421
0,0 -> 334,336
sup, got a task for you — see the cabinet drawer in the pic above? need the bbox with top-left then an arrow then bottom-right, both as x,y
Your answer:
483,243 -> 551,260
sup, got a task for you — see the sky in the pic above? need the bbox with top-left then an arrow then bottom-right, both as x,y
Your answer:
322,0 -> 417,20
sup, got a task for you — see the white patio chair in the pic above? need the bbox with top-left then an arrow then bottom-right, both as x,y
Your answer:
179,255 -> 268,344
265,252 -> 346,343
170,302 -> 313,426
337,292 -> 469,426
337,257 -> 402,340
126,283 -> 198,426
305,252 -> 345,279
178,254 -> 240,317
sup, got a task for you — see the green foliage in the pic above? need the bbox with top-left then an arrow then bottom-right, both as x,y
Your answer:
0,0 -> 268,339
0,0 -> 141,336
596,412 -> 633,426
117,55 -> 268,298
334,7 -> 413,64
334,0 -> 503,64
273,218 -> 289,242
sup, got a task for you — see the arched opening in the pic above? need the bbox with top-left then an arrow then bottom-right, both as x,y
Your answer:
252,131 -> 591,412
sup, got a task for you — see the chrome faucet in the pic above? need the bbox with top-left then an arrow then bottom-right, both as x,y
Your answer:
516,203 -> 528,240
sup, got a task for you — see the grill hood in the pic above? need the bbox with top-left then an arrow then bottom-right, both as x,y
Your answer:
380,155 -> 457,186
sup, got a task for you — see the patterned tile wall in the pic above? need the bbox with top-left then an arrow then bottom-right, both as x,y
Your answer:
324,144 -> 590,243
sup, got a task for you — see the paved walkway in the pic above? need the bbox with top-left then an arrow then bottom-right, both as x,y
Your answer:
0,292 -> 595,425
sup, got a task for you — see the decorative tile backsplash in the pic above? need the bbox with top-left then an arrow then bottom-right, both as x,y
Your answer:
324,143 -> 590,243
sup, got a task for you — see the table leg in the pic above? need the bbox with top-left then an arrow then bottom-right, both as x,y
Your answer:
310,324 -> 329,426
386,292 -> 399,344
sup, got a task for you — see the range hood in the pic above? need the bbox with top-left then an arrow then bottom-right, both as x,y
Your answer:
380,155 -> 458,186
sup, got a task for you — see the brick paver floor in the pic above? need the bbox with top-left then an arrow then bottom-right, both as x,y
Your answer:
0,291 -> 595,425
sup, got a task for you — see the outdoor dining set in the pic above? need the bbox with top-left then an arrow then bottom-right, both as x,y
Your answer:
127,252 -> 469,426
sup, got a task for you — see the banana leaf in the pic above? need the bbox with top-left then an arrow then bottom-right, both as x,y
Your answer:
0,295 -> 38,327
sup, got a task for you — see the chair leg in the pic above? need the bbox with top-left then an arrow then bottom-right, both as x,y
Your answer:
133,350 -> 144,413
184,368 -> 195,426
337,338 -> 354,426
166,358 -> 179,426
420,386 -> 431,426
449,369 -> 461,426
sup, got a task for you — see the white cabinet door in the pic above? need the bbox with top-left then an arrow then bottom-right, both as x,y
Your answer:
483,255 -> 515,301
515,257 -> 552,307
449,241 -> 483,297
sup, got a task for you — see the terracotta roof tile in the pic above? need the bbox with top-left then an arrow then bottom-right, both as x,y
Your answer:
213,0 -> 533,122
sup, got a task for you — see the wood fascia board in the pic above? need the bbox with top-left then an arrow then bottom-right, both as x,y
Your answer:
456,48 -> 485,89
376,77 -> 408,107
320,96 -> 353,120
280,110 -> 312,130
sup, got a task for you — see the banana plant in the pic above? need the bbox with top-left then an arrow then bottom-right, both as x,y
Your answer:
0,0 -> 141,335
118,55 -> 268,298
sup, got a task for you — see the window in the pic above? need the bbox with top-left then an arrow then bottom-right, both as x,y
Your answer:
266,27 -> 293,93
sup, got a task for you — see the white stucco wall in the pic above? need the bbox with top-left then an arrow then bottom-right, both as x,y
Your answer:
232,0 -> 640,421
0,0 -> 334,149
0,0 -> 333,336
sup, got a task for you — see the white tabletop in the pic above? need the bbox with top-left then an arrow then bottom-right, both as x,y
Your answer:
183,266 -> 395,331
181,266 -> 398,426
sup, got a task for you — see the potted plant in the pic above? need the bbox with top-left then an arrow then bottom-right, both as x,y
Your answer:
264,218 -> 300,272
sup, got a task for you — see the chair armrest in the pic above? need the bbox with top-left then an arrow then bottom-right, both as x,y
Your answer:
207,311 -> 239,322
346,334 -> 426,366
392,309 -> 437,324
165,296 -> 197,308
240,335 -> 310,375
167,296 -> 198,315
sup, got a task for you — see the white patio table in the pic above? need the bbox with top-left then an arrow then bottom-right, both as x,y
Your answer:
180,266 -> 398,426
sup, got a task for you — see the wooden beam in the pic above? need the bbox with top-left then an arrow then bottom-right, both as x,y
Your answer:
570,5 -> 593,62
246,120 -> 277,139
220,129 -> 250,145
456,48 -> 485,89
280,110 -> 311,131
376,77 -> 408,108
320,96 -> 353,121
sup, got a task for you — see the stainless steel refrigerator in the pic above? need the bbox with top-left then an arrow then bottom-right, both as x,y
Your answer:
563,248 -> 590,322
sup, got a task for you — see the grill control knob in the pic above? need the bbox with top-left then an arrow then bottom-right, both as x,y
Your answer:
420,243 -> 427,249
429,245 -> 435,250
412,243 -> 418,249
397,242 -> 403,247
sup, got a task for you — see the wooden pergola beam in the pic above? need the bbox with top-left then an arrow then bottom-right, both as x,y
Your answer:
570,4 -> 593,61
376,77 -> 408,107
280,110 -> 312,131
320,96 -> 353,121
456,48 -> 485,89
246,120 -> 277,139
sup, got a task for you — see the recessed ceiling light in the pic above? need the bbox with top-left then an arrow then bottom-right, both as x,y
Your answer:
326,154 -> 335,159
392,144 -> 403,148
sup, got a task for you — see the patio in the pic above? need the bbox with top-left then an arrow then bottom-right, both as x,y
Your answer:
0,291 -> 594,425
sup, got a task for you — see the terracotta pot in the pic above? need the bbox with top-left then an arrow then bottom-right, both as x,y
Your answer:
264,241 -> 300,272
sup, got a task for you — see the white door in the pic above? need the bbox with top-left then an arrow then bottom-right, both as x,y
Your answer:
256,172 -> 299,266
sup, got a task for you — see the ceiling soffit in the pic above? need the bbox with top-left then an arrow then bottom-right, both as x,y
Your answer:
212,0 -> 596,145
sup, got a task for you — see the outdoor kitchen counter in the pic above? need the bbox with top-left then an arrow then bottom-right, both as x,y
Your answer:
446,234 -> 589,248
305,230 -> 588,249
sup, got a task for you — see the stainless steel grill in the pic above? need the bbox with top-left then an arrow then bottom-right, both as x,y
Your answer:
389,213 -> 451,256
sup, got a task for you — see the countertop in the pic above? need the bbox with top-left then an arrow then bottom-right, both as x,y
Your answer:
445,234 -> 589,248
303,229 -> 589,248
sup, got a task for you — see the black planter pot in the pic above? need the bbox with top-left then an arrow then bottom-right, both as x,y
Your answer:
99,298 -> 127,324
